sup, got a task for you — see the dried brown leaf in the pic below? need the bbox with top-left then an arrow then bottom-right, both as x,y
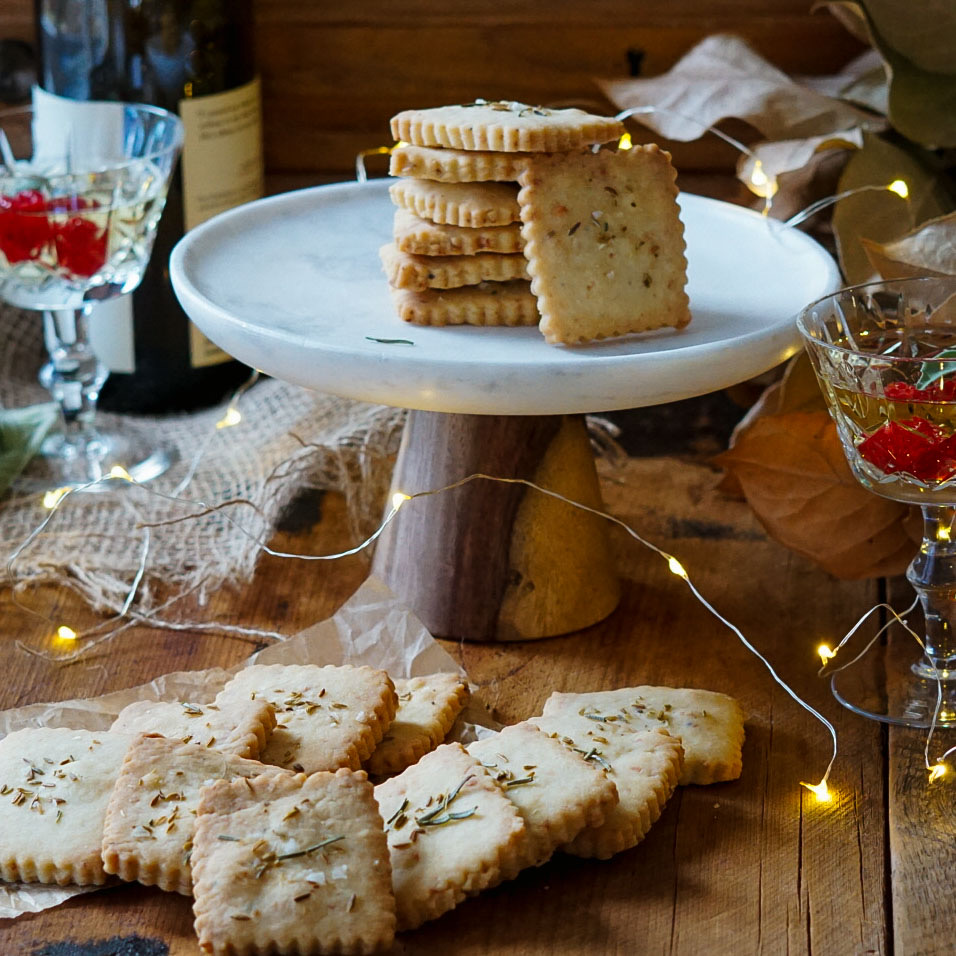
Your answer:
598,34 -> 880,143
738,129 -> 862,184
862,211 -> 956,278
714,410 -> 917,579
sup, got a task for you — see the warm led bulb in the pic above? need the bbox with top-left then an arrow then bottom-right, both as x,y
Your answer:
56,625 -> 77,642
929,763 -> 947,782
746,160 -> 778,200
667,556 -> 688,580
887,179 -> 909,199
216,407 -> 242,429
817,644 -> 836,664
109,465 -> 133,481
42,486 -> 71,509
800,780 -> 831,802
391,491 -> 411,511
938,525 -> 952,542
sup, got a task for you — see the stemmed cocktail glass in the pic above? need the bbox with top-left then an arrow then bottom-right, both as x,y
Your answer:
799,276 -> 956,727
0,102 -> 182,488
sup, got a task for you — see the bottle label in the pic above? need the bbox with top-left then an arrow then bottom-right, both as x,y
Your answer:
180,77 -> 264,367
179,77 -> 264,232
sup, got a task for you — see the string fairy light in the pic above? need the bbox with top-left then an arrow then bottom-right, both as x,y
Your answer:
814,593 -> 956,784
9,462 -> 843,800
784,180 -> 910,229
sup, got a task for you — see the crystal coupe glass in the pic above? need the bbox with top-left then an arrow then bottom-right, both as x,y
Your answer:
0,102 -> 182,487
798,275 -> 956,727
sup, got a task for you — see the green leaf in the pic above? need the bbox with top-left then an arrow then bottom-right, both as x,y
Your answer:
857,1 -> 956,146
859,0 -> 956,75
861,211 -> 956,279
916,349 -> 956,390
0,403 -> 58,496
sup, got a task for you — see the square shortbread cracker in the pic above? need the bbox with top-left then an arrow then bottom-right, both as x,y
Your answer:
380,242 -> 529,291
192,768 -> 395,955
389,143 -> 533,183
390,281 -> 538,327
390,101 -> 624,153
110,696 -> 276,759
215,664 -> 397,774
393,209 -> 525,257
467,721 -> 619,868
374,743 -> 528,930
366,673 -> 470,777
517,143 -> 691,344
541,685 -> 745,785
101,733 -> 290,895
0,727 -> 130,885
389,179 -> 520,228
528,717 -> 683,860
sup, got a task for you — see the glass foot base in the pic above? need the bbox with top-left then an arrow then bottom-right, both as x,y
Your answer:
14,430 -> 178,492
831,639 -> 956,728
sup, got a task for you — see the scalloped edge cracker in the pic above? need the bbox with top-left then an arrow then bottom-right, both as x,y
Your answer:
366,674 -> 470,777
390,143 -> 533,182
518,143 -> 691,344
390,101 -> 625,153
0,728 -> 131,885
389,179 -> 520,228
467,721 -> 619,868
110,696 -> 276,759
541,685 -> 745,785
374,743 -> 528,930
381,242 -> 529,291
393,209 -> 525,257
215,664 -> 397,775
101,734 -> 290,895
192,768 -> 395,955
526,719 -> 682,860
390,281 -> 538,327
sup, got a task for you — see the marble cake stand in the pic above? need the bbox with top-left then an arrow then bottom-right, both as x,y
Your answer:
170,179 -> 840,642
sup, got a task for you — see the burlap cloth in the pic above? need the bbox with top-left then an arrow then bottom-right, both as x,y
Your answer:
0,305 -> 405,615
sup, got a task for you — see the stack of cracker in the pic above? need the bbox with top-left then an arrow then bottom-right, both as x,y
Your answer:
382,100 -> 692,345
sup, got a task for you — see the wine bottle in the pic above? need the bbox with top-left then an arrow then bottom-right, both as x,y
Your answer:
33,0 -> 262,413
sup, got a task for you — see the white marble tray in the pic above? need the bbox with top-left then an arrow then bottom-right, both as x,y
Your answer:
169,178 -> 841,416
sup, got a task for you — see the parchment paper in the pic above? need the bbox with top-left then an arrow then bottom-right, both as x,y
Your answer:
0,576 -> 470,920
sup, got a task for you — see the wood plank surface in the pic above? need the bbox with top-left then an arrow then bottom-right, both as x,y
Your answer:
0,452 -> 891,954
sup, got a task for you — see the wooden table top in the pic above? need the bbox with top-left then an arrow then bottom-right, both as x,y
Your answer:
0,432 -> 951,955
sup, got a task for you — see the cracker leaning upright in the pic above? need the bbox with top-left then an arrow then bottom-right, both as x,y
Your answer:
518,143 -> 691,344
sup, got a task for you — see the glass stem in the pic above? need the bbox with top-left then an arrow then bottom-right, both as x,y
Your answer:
42,306 -> 108,459
907,505 -> 956,679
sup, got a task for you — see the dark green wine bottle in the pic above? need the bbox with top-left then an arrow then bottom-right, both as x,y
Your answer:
34,0 -> 262,413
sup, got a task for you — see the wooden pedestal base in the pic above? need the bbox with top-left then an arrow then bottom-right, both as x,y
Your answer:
371,410 -> 621,642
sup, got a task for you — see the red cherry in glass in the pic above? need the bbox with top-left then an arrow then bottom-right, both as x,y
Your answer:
859,418 -> 941,475
54,216 -> 107,278
0,189 -> 51,263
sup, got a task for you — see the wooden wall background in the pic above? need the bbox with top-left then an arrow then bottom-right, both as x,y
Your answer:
2,1 -> 865,179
